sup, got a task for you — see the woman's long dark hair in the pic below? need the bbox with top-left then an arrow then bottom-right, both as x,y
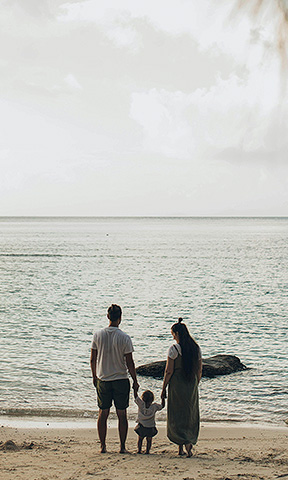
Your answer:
172,318 -> 200,380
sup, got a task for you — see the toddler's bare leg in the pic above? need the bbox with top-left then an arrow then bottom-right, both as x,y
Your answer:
145,437 -> 152,454
137,436 -> 144,454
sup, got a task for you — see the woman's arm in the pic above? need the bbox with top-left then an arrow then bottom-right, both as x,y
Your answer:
161,356 -> 175,398
197,351 -> 202,384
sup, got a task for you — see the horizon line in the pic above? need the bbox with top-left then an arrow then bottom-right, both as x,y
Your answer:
0,215 -> 288,219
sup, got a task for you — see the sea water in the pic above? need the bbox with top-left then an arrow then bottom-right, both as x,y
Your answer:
0,217 -> 287,425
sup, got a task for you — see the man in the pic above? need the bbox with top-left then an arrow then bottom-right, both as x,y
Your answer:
90,304 -> 139,453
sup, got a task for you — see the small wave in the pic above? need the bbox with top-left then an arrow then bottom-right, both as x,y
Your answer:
270,389 -> 288,396
208,303 -> 235,308
0,408 -> 97,419
0,253 -> 82,258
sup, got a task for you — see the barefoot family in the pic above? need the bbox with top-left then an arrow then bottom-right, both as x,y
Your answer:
90,304 -> 202,456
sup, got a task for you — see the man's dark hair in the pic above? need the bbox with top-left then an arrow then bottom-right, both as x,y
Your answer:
107,304 -> 122,322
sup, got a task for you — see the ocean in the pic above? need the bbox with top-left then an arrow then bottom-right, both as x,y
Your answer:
0,217 -> 287,426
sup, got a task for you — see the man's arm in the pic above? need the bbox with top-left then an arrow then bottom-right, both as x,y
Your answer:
125,352 -> 139,395
90,348 -> 98,388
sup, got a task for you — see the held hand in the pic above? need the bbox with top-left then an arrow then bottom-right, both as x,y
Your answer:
161,388 -> 167,399
133,381 -> 140,394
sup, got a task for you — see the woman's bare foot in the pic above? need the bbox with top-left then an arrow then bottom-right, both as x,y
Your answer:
100,444 -> 107,453
185,443 -> 193,457
178,445 -> 185,456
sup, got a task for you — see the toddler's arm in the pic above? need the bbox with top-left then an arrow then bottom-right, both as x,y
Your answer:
161,398 -> 165,408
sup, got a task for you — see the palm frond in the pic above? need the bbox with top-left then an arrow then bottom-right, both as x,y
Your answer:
236,0 -> 288,66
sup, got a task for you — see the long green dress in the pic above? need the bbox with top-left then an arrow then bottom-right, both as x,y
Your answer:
167,350 -> 200,445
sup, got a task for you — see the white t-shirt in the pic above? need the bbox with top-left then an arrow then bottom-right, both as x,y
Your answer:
168,343 -> 202,367
135,396 -> 163,427
168,343 -> 182,359
91,326 -> 134,381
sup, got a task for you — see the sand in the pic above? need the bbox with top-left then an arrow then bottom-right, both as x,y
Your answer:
0,422 -> 287,480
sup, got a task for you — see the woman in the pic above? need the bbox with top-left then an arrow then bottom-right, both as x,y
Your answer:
161,318 -> 202,457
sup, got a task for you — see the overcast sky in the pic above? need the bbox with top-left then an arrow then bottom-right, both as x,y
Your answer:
1,0 -> 288,216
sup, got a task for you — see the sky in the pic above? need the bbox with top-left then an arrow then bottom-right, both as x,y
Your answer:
1,0 -> 288,216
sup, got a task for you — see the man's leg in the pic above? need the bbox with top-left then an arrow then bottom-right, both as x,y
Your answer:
116,408 -> 128,453
97,408 -> 110,453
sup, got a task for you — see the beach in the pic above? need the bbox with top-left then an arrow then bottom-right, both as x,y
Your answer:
1,423 -> 287,480
1,218 -> 288,479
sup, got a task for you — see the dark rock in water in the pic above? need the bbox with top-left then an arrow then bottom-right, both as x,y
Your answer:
136,354 -> 247,379
136,361 -> 166,379
202,355 -> 248,378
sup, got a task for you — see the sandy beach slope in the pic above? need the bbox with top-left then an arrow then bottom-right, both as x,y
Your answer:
0,423 -> 287,480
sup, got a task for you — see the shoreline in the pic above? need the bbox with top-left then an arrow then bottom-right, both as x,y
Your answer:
1,423 -> 287,480
1,414 -> 287,430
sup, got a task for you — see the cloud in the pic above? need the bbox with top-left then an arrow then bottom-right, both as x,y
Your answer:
63,73 -> 83,90
130,63 -> 285,162
57,0 -> 282,65
6,0 -> 53,18
127,61 -> 288,216
105,23 -> 141,51
0,0 -> 287,215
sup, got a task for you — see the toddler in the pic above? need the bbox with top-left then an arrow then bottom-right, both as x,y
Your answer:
134,389 -> 165,454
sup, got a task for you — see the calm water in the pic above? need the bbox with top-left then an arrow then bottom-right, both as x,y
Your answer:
0,217 -> 287,425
